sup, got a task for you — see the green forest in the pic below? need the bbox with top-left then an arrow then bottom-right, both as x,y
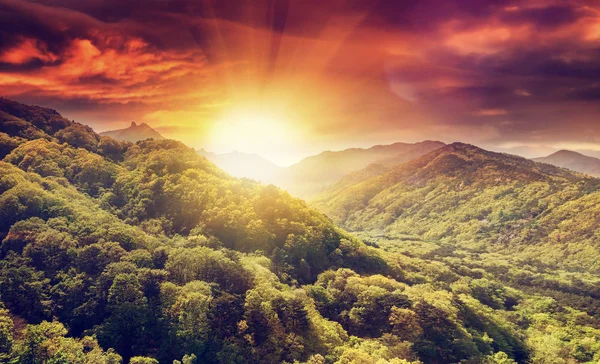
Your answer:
1,98 -> 600,363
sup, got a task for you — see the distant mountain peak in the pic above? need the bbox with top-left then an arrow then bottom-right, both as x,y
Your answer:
534,149 -> 600,176
552,149 -> 584,157
100,121 -> 164,142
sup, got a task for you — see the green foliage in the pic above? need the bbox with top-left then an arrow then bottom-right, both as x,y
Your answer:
0,132 -> 25,159
55,123 -> 100,152
315,143 -> 600,273
0,304 -> 14,360
2,100 -> 600,363
11,320 -> 122,364
129,356 -> 158,364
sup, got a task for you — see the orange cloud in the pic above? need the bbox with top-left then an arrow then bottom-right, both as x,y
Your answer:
0,37 -> 59,64
473,109 -> 509,116
444,23 -> 527,56
0,36 -> 210,104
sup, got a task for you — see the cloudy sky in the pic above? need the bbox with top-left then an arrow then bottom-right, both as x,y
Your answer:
2,0 -> 600,164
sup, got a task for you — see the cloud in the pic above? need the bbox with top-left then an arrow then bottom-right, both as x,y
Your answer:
473,108 -> 509,116
0,37 -> 59,65
515,89 -> 531,97
2,0 -> 600,160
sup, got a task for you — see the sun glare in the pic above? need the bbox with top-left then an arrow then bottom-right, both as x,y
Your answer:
206,105 -> 303,165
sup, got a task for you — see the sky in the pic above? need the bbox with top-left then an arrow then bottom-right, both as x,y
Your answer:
2,0 -> 600,165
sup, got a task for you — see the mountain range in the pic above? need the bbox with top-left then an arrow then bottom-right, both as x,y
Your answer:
101,118 -> 600,200
199,140 -> 446,199
3,98 -> 600,363
271,140 -> 446,198
313,142 -> 600,272
86,116 -> 445,198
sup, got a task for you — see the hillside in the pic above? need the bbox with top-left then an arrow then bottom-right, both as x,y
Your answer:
100,121 -> 165,142
3,100 -> 600,363
198,140 -> 445,199
314,142 -> 600,272
534,149 -> 600,176
314,143 -> 600,361
274,140 -> 445,198
0,99 -> 391,363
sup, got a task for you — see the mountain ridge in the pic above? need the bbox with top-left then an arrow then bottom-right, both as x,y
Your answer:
199,140 -> 446,198
273,140 -> 446,198
313,141 -> 600,272
316,142 -> 584,212
534,149 -> 600,176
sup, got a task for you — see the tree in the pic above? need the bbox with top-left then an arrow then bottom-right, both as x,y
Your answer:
98,273 -> 150,360
129,357 -> 159,364
168,281 -> 213,356
0,254 -> 50,321
484,351 -> 517,364
12,320 -> 122,364
22,229 -> 76,275
389,307 -> 422,341
98,136 -> 129,162
55,123 -> 99,152
0,305 -> 14,361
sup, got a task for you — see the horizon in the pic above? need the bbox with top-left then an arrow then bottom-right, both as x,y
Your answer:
88,117 -> 600,167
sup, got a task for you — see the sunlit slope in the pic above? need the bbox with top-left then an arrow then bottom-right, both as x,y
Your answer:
314,142 -> 600,272
274,140 -> 445,198
0,99 -> 384,283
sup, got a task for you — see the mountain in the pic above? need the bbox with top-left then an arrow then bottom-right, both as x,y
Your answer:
314,142 -> 600,272
534,149 -> 600,176
197,140 -> 445,198
0,98 -> 419,363
3,99 -> 600,363
319,141 -> 450,195
197,148 -> 282,181
274,140 -> 445,198
577,149 -> 600,159
99,121 -> 164,142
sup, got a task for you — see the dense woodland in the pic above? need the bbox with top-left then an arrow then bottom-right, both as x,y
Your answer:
1,98 -> 600,363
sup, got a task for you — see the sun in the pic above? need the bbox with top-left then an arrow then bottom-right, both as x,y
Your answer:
205,105 -> 304,166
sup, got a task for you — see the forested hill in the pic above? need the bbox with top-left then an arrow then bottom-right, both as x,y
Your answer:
320,142 -> 576,199
314,142 -> 600,272
3,99 -> 600,363
0,98 -> 388,362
